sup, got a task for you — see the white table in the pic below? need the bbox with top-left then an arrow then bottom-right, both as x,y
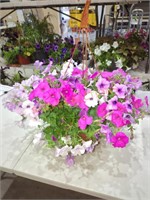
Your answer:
0,85 -> 150,199
0,86 -> 34,173
13,116 -> 150,200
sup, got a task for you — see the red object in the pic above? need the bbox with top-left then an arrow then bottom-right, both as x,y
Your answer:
18,55 -> 30,65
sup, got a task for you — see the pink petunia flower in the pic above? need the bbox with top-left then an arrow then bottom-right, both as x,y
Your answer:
96,77 -> 110,94
78,114 -> 93,130
31,81 -> 50,100
61,84 -> 73,99
111,132 -> 129,148
97,102 -> 108,118
43,88 -> 61,106
107,96 -> 118,110
113,83 -> 127,99
111,111 -> 124,128
131,95 -> 143,109
100,71 -> 113,80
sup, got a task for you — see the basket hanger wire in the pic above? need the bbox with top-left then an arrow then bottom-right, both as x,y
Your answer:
64,0 -> 98,78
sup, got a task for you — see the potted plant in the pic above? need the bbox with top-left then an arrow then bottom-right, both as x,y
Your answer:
3,59 -> 148,166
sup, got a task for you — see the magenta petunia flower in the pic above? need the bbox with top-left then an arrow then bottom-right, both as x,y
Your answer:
78,114 -> 93,130
89,71 -> 99,79
97,102 -> 107,118
65,93 -> 77,106
132,95 -> 143,109
75,93 -> 87,109
113,83 -> 127,99
100,71 -> 112,80
111,132 -> 129,148
29,81 -> 50,101
61,84 -> 73,99
72,68 -> 83,78
96,77 -> 110,93
117,102 -> 127,113
111,111 -> 124,128
43,88 -> 61,106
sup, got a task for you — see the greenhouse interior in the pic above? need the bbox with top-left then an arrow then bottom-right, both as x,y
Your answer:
0,0 -> 150,200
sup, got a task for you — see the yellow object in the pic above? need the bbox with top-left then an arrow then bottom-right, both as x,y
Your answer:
69,9 -> 96,28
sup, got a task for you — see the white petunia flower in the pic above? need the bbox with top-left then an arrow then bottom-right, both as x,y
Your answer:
61,61 -> 74,78
61,136 -> 72,145
51,69 -> 57,76
33,132 -> 43,145
82,140 -> 92,149
55,145 -> 72,157
22,100 -> 35,117
106,60 -> 112,66
94,47 -> 101,56
112,41 -> 119,48
84,91 -> 99,107
115,59 -> 123,68
71,144 -> 85,156
27,117 -> 44,127
100,43 -> 110,52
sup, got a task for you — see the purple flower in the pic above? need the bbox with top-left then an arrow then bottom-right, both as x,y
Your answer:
62,47 -> 67,54
94,132 -> 100,140
78,114 -> 93,130
96,77 -> 110,93
145,96 -> 149,108
123,113 -> 134,125
124,101 -> 133,113
35,43 -> 41,49
5,102 -> 16,111
113,83 -> 127,99
51,135 -> 57,142
66,154 -> 75,167
100,124 -> 112,143
53,45 -> 58,51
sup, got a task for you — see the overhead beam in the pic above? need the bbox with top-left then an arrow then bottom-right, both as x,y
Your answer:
0,0 -> 139,10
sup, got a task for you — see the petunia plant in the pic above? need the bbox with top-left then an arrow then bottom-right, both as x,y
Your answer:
93,29 -> 148,71
3,59 -> 149,166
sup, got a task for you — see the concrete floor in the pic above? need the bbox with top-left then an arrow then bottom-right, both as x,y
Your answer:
0,171 -> 100,199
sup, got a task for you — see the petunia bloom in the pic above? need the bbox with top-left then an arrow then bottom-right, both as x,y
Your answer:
113,83 -> 127,99
96,77 -> 110,94
97,102 -> 107,118
111,132 -> 129,148
43,88 -> 61,106
78,114 -> 93,130
111,111 -> 124,128
84,91 -> 99,107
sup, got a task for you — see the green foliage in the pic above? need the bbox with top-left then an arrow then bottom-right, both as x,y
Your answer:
92,29 -> 148,70
40,103 -> 82,147
3,47 -> 19,64
20,13 -> 54,45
